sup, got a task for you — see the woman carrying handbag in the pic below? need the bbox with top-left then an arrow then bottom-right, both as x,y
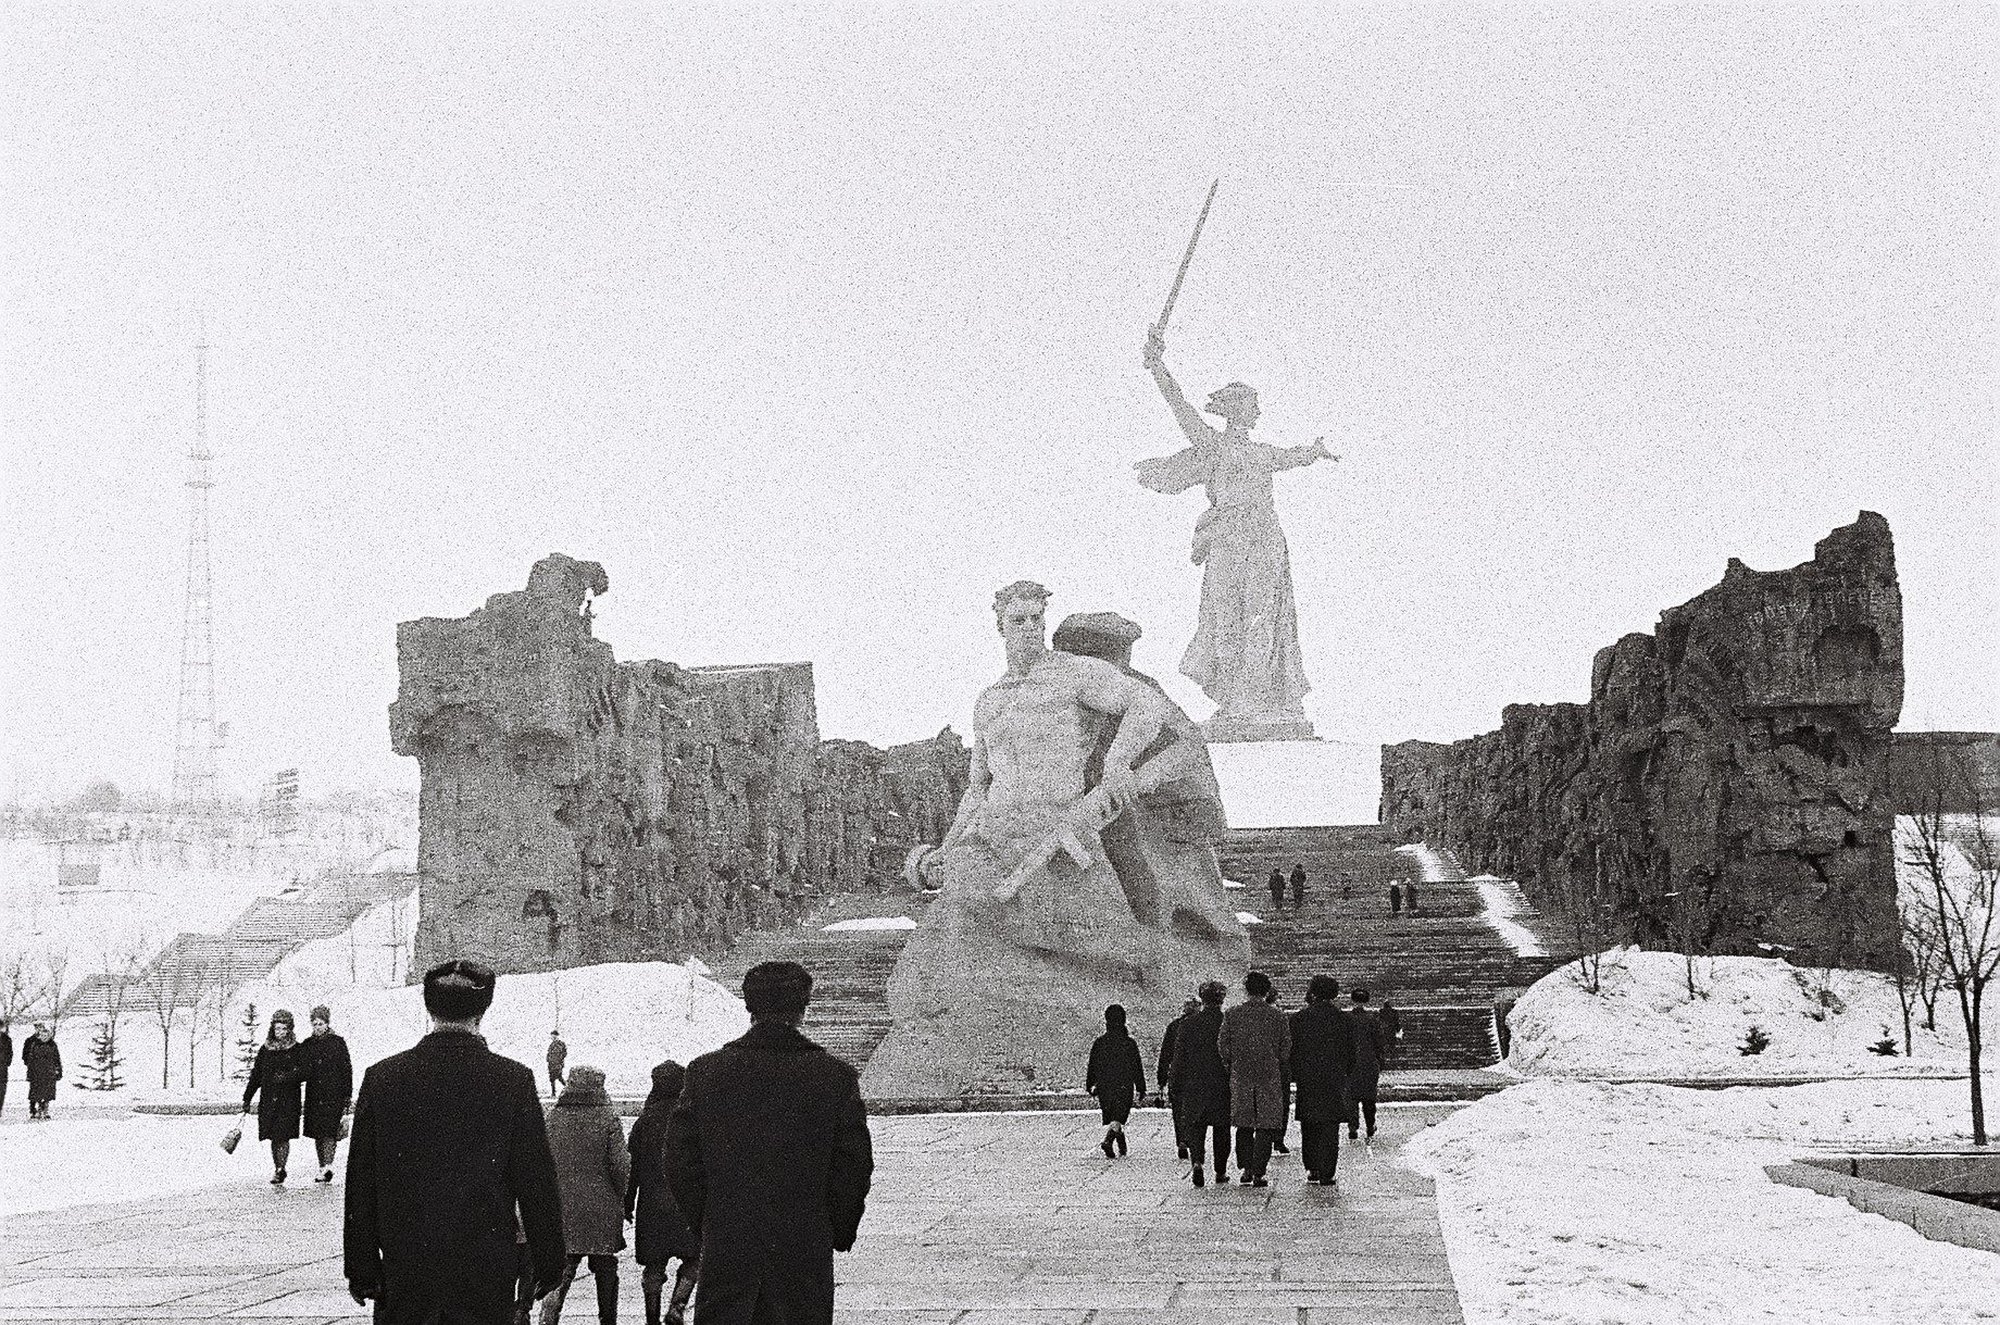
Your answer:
241,1009 -> 309,1185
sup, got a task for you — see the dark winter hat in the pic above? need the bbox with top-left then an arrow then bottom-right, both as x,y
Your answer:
423,958 -> 497,1021
650,1059 -> 687,1096
743,960 -> 813,1021
1104,1004 -> 1127,1029
309,1005 -> 331,1023
1308,975 -> 1341,1003
1198,980 -> 1226,1006
1244,971 -> 1273,999
1181,998 -> 1199,1015
558,1064 -> 610,1108
1351,989 -> 1372,1005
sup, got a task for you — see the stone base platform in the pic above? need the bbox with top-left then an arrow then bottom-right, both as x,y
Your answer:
0,1108 -> 1467,1323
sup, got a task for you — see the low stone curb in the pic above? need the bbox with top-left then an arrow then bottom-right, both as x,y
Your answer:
1767,1160 -> 2000,1254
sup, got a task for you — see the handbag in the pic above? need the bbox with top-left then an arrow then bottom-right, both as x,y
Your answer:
220,1112 -> 249,1155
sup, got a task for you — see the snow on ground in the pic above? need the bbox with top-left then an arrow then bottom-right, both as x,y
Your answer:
1474,879 -> 1548,958
228,960 -> 750,1101
821,916 -> 917,931
261,890 -> 417,990
1207,739 -> 1379,827
1394,842 -> 1455,881
1507,948 -> 1975,1079
1235,911 -> 1263,925
1406,1078 -> 2000,1325
0,1114 -> 241,1218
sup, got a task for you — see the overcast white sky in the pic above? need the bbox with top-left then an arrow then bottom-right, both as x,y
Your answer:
4,4 -> 1994,802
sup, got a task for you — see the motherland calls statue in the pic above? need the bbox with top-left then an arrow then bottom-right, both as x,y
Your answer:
861,584 -> 1249,1099
1137,326 -> 1335,741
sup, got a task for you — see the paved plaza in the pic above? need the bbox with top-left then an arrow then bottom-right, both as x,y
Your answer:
0,1105 -> 1464,1324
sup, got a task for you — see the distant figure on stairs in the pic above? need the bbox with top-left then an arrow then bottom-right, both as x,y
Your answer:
1289,863 -> 1306,909
1267,868 -> 1286,911
1406,878 -> 1421,915
1389,882 -> 1403,916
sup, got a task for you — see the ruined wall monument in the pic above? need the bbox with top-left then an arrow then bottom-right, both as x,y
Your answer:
392,554 -> 968,975
1380,513 -> 1904,969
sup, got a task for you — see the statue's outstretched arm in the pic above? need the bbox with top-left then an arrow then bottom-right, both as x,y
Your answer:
1142,332 -> 1215,450
1258,436 -> 1338,474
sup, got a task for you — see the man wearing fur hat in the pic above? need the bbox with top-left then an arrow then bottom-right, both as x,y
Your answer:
1138,327 -> 1335,739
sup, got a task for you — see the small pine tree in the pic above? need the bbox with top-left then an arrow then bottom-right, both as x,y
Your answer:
85,1018 -> 125,1090
233,1001 -> 260,1082
1739,1025 -> 1772,1056
1868,1036 -> 1900,1057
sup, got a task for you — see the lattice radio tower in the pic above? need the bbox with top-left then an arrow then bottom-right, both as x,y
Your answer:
171,330 -> 223,814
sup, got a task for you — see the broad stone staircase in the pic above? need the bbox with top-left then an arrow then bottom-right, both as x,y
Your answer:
710,903 -> 918,1071
1219,825 -> 1571,1068
705,826 -> 1573,1079
61,872 -> 417,1018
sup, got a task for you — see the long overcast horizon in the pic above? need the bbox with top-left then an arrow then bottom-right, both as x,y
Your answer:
4,4 -> 1994,804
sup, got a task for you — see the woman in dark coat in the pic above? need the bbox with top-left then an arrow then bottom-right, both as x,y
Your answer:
1085,1004 -> 1146,1159
1169,981 -> 1232,1186
626,1061 -> 699,1325
1289,975 -> 1356,1184
242,1009 -> 308,1184
22,1023 -> 61,1119
303,1005 -> 354,1184
542,1064 -> 631,1325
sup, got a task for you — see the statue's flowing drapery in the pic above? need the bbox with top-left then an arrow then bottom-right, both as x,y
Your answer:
1135,438 -> 1313,722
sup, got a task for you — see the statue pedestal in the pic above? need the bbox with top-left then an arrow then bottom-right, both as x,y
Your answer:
1202,714 -> 1316,743
1208,739 -> 1381,827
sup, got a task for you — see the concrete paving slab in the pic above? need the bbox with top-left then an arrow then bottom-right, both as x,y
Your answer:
0,1106 -> 1466,1322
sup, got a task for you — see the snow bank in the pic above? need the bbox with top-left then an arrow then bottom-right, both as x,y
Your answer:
1235,911 -> 1263,925
821,916 -> 917,932
1405,1078 -> 2000,1325
1507,948 -> 1970,1079
0,1115 -> 240,1218
229,961 -> 749,1100
261,890 -> 417,990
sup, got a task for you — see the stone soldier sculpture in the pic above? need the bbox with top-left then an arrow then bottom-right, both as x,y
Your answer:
864,583 -> 1248,1098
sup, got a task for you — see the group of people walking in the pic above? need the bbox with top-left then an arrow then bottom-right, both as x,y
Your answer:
240,1006 -> 355,1184
0,1020 -> 63,1119
341,958 -> 873,1325
1086,972 -> 1400,1188
1263,862 -> 1308,911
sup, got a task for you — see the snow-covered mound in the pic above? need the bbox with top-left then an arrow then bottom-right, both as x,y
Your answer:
821,916 -> 917,932
1405,1078 -> 2000,1325
1507,948 -> 1968,1079
232,960 -> 749,1100
1235,911 -> 1263,925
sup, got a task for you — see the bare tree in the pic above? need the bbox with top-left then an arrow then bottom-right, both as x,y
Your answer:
1560,849 -> 1616,994
1893,895 -> 1946,1056
1665,875 -> 1721,999
0,945 -> 35,1028
1902,749 -> 2000,1144
38,945 -> 74,1032
141,941 -> 201,1090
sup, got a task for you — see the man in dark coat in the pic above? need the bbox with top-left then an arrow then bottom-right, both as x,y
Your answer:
1347,989 -> 1387,1141
1217,971 -> 1290,1188
547,1032 -> 568,1100
1289,864 -> 1306,909
0,1019 -> 12,1116
23,1022 -> 62,1119
1157,997 -> 1198,1160
1390,881 -> 1403,915
666,961 -> 873,1325
1289,975 -> 1355,1184
1266,868 -> 1286,912
1169,981 -> 1231,1187
305,1005 -> 355,1184
345,960 -> 566,1323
